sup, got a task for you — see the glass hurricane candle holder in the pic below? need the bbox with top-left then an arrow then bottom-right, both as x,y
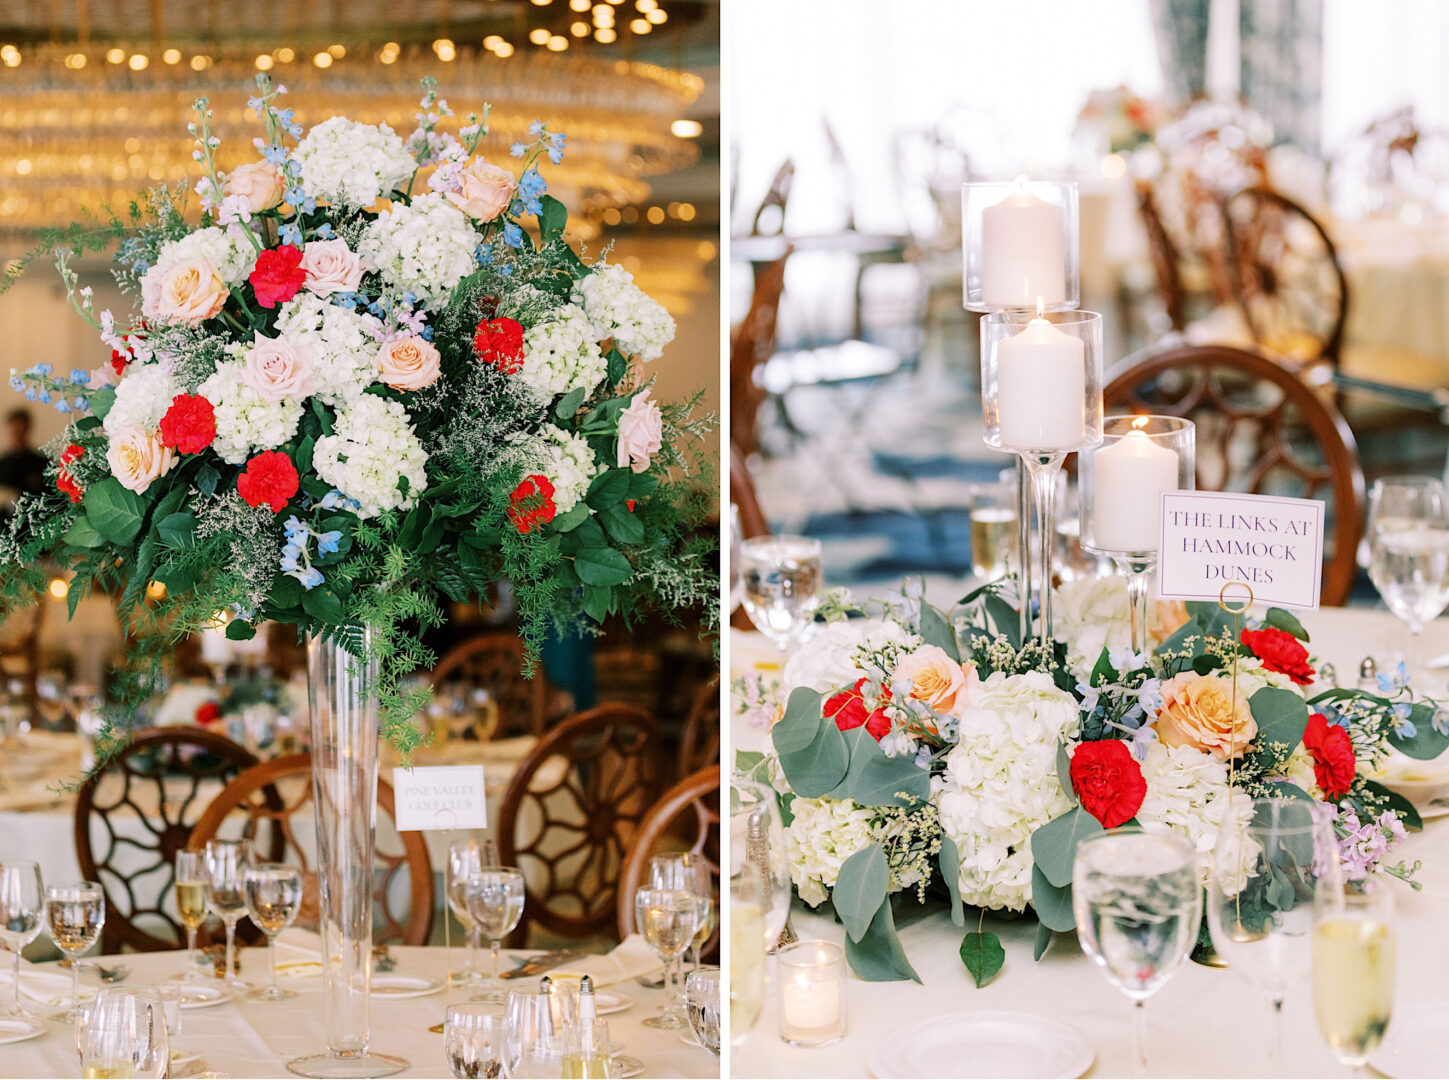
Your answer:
1080,415 -> 1196,654
776,940 -> 845,1048
962,178 -> 1080,312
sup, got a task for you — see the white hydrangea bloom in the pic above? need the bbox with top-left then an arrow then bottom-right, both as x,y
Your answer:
103,363 -> 178,437
572,263 -> 676,362
274,292 -> 383,406
155,226 -> 257,286
781,617 -> 922,695
783,795 -> 876,907
937,671 -> 1080,912
1224,656 -> 1306,701
517,304 -> 607,399
357,193 -> 478,309
1053,576 -> 1134,681
537,425 -> 600,515
1134,741 -> 1257,887
293,117 -> 416,209
1280,744 -> 1325,801
313,395 -> 428,518
199,360 -> 304,464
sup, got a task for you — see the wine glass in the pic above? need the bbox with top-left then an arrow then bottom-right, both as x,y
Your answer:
77,988 -> 170,1079
503,987 -> 560,1079
729,505 -> 744,615
1206,797 -> 1339,1075
45,880 -> 105,1024
202,839 -> 249,989
648,854 -> 712,1018
173,851 -> 208,982
1313,882 -> 1396,1073
728,863 -> 765,1046
443,1002 -> 505,1079
0,859 -> 45,1036
969,476 -> 1018,581
1073,829 -> 1201,1075
447,838 -> 486,984
738,535 -> 822,649
464,867 -> 525,1004
1366,476 -> 1449,672
242,863 -> 302,1001
684,967 -> 721,1059
634,888 -> 701,1031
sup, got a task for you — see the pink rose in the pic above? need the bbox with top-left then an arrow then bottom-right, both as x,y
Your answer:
445,159 -> 517,223
141,258 -> 228,326
616,390 -> 663,474
106,425 -> 177,494
224,160 -> 286,213
299,239 -> 363,298
377,335 -> 441,391
241,334 -> 316,403
892,647 -> 978,717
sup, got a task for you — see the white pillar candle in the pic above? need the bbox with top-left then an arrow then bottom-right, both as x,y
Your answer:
1092,427 -> 1180,552
981,180 -> 1066,308
995,316 -> 1086,450
780,976 -> 841,1041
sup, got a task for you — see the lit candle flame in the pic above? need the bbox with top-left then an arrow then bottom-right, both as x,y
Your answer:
1131,416 -> 1150,431
1035,296 -> 1045,319
1013,174 -> 1029,191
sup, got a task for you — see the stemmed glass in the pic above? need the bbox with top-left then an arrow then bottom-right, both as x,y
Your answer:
503,987 -> 559,1079
634,888 -> 701,1031
1313,882 -> 1396,1074
77,988 -> 169,1079
1366,476 -> 1449,672
202,839 -> 250,990
447,839 -> 486,984
729,505 -> 744,615
243,863 -> 303,1001
1073,829 -> 1201,1075
443,1002 -> 506,1079
0,859 -> 45,1037
45,880 -> 105,1024
684,968 -> 721,1059
648,854 -> 712,1017
173,851 -> 208,982
1206,797 -> 1339,1075
464,867 -> 525,1004
737,535 -> 822,649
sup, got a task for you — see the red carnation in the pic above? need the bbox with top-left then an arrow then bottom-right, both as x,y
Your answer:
195,702 -> 223,726
1241,627 -> 1316,686
110,349 -> 130,376
158,394 -> 217,455
1302,712 -> 1356,800
236,450 -> 299,514
474,317 -> 526,374
60,444 -> 84,467
1070,739 -> 1148,828
507,474 -> 557,534
824,678 -> 892,742
56,444 -> 85,503
249,245 -> 308,309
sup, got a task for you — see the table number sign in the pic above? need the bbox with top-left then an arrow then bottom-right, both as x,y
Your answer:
1157,490 -> 1325,609
391,765 -> 488,832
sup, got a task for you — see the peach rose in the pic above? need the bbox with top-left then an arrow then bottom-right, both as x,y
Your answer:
241,334 -> 315,403
616,390 -> 663,473
893,646 -> 978,716
224,160 -> 286,213
300,239 -> 363,298
1155,671 -> 1257,760
445,159 -> 517,223
106,425 -> 177,494
377,335 -> 441,391
1152,599 -> 1191,644
142,258 -> 228,326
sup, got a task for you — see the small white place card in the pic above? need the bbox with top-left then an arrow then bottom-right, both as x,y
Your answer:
1157,490 -> 1325,609
391,765 -> 488,832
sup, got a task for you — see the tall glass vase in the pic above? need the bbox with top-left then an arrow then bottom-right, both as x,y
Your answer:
287,629 -> 407,1079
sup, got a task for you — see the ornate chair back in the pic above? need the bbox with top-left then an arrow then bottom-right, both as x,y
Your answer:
429,632 -> 551,739
730,250 -> 791,458
677,676 -> 721,780
750,158 -> 795,237
0,600 -> 44,726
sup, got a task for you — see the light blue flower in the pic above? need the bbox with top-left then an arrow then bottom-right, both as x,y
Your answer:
36,390 -> 51,405
1433,707 -> 1449,737
547,144 -> 564,166
261,144 -> 288,165
1377,661 -> 1410,695
312,223 -> 335,240
32,363 -> 51,377
9,376 -> 23,392
503,223 -> 524,249
510,142 -> 527,158
1391,702 -> 1417,739
528,119 -> 545,136
1130,722 -> 1159,761
316,530 -> 342,555
56,400 -> 71,414
278,221 -> 303,247
69,368 -> 89,384
475,243 -> 493,265
23,389 -> 34,402
1076,681 -> 1100,716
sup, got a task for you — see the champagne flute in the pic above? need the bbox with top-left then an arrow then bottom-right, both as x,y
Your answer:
969,476 -> 1018,581
738,535 -> 822,649
1366,476 -> 1449,672
1206,797 -> 1339,1075
684,967 -> 721,1059
242,864 -> 302,1001
77,988 -> 169,1079
444,1002 -> 505,1079
173,852 -> 208,983
728,864 -> 765,1045
202,839 -> 249,989
0,859 -> 45,1036
464,867 -> 525,1004
1314,884 -> 1395,1073
503,986 -> 558,1079
1073,829 -> 1201,1075
634,888 -> 700,1031
448,838 -> 485,984
45,881 -> 104,1024
729,504 -> 744,615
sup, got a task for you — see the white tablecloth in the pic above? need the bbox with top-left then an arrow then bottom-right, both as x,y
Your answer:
729,605 -> 1449,1078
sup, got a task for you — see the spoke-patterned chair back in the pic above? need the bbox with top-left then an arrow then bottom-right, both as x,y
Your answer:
74,727 -> 262,953
616,767 -> 721,958
730,250 -> 791,459
0,600 -> 44,727
187,753 -> 435,946
497,704 -> 658,945
677,676 -> 720,779
1104,343 -> 1364,605
429,632 -> 551,739
750,158 -> 795,237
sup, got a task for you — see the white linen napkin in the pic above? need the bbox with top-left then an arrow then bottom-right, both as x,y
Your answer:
0,959 -> 92,1006
547,935 -> 666,989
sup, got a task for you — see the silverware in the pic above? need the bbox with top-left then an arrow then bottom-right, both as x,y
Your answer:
69,960 -> 129,983
372,945 -> 396,974
501,949 -> 582,978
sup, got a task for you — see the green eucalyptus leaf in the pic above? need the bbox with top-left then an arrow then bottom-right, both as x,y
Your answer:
938,834 -> 965,928
918,603 -> 960,662
1031,864 -> 1077,932
1030,806 -> 1103,889
959,931 -> 1005,988
1264,607 -> 1309,642
844,897 -> 921,983
832,844 -> 889,944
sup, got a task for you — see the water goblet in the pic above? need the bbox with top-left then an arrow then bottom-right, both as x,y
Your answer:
45,880 -> 104,1024
443,1002 -> 505,1078
634,888 -> 700,1031
648,854 -> 712,1018
464,867 -> 525,1004
684,967 -> 721,1059
728,864 -> 765,1045
1313,882 -> 1395,1073
447,838 -> 486,984
738,535 -> 822,649
173,851 -> 208,982
242,863 -> 302,1001
0,859 -> 45,1036
503,986 -> 561,1079
1366,475 -> 1449,673
202,840 -> 249,989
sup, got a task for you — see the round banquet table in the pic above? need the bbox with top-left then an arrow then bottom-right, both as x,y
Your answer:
730,604 -> 1449,1078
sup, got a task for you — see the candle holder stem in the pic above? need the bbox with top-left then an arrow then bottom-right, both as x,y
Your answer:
1111,554 -> 1158,656
1016,457 -> 1033,643
1020,452 -> 1066,649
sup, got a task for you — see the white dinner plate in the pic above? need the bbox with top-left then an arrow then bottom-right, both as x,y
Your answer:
171,1047 -> 203,1069
594,990 -> 632,1016
613,1054 -> 644,1078
868,1010 -> 1094,1079
179,984 -> 234,1010
370,975 -> 443,999
0,1018 -> 45,1045
1370,1000 -> 1448,1077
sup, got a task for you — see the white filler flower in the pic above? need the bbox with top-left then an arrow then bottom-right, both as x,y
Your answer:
572,263 -> 676,362
293,117 -> 417,209
313,395 -> 429,517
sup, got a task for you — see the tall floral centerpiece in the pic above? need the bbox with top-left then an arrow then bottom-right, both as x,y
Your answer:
1,77 -> 715,1076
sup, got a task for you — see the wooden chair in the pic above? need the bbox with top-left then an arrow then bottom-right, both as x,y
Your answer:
0,601 -> 43,727
730,249 -> 791,458
1104,343 -> 1364,605
187,753 -> 435,946
74,727 -> 261,953
750,158 -> 795,238
729,444 -> 768,631
429,632 -> 551,738
676,676 -> 720,779
616,767 -> 720,958
496,704 -> 658,946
